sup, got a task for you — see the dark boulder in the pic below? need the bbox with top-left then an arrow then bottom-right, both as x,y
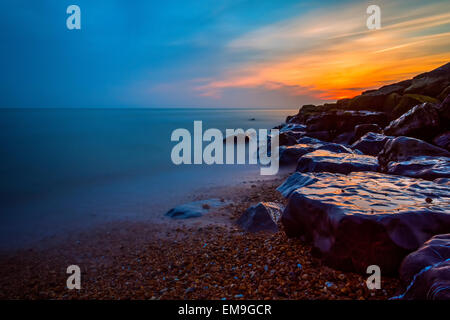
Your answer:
384,102 -> 441,141
378,136 -> 450,172
296,150 -> 378,174
237,202 -> 283,233
281,172 -> 450,274
404,62 -> 450,97
351,132 -> 393,156
306,110 -> 388,136
166,199 -> 230,219
277,172 -> 318,198
352,124 -> 381,143
385,156 -> 450,180
394,234 -> 450,300
433,132 -> 450,151
333,131 -> 354,145
391,94 -> 439,119
279,140 -> 354,166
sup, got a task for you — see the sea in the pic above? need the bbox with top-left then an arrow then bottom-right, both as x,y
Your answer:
0,108 -> 296,249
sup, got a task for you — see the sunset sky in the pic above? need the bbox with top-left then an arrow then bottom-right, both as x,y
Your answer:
1,0 -> 449,108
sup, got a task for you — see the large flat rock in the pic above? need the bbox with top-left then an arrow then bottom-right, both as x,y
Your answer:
296,150 -> 378,174
281,172 -> 450,274
394,234 -> 450,300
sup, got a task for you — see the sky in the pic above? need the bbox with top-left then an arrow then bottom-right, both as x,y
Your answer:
0,0 -> 449,108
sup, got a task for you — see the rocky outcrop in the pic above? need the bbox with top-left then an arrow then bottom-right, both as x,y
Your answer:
277,172 -> 318,198
166,199 -> 229,219
351,132 -> 393,156
383,102 -> 441,141
279,139 -> 355,166
296,150 -> 378,174
378,136 -> 450,172
352,124 -> 381,142
433,132 -> 450,151
237,202 -> 283,233
306,110 -> 388,137
394,234 -> 450,300
281,172 -> 450,274
385,156 -> 450,180
404,62 -> 450,97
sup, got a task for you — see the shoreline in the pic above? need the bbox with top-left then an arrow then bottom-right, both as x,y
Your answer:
0,173 -> 401,300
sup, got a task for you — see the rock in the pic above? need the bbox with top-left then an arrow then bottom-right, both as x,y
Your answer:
333,132 -> 354,145
276,172 -> 318,198
404,62 -> 450,97
347,83 -> 408,111
237,202 -> 284,233
352,124 -> 381,142
384,102 -> 441,141
281,172 -> 450,274
433,132 -> 450,151
378,136 -> 450,172
296,150 -> 378,174
279,144 -> 318,165
278,131 -> 300,146
306,110 -> 388,137
303,130 -> 332,142
351,132 -> 393,156
385,156 -> 450,180
166,199 -> 229,219
279,123 -> 307,133
394,234 -> 450,300
436,94 -> 450,127
279,140 -> 355,166
391,95 -> 439,118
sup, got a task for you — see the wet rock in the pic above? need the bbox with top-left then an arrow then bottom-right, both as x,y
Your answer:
296,150 -> 378,174
276,172 -> 318,198
281,171 -> 450,274
378,136 -> 450,172
351,132 -> 393,156
385,156 -> 450,180
352,124 -> 381,142
347,83 -> 408,111
394,95 -> 439,119
279,140 -> 354,166
433,132 -> 450,151
384,102 -> 441,141
395,234 -> 450,300
166,199 -> 230,219
278,131 -> 301,146
333,132 -> 354,145
279,123 -> 307,133
306,110 -> 388,137
404,62 -> 450,97
237,202 -> 283,233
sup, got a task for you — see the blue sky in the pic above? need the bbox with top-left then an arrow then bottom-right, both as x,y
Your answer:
1,0 -> 449,108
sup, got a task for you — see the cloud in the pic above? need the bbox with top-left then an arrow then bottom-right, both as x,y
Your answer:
195,0 -> 450,101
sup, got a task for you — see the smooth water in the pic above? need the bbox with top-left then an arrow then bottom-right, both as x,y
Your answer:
0,108 -> 295,249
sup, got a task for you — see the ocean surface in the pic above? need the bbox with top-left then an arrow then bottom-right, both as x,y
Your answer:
0,108 -> 296,249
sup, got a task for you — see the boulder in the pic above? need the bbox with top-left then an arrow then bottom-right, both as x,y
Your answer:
277,172 -> 318,198
433,132 -> 450,151
352,124 -> 381,143
166,199 -> 229,219
306,110 -> 388,136
394,234 -> 450,300
237,202 -> 283,233
281,172 -> 450,274
278,131 -> 300,146
391,95 -> 439,119
279,123 -> 307,133
384,102 -> 441,141
333,132 -> 354,145
385,156 -> 450,180
347,83 -> 409,111
279,141 -> 355,166
296,150 -> 378,174
404,62 -> 450,97
378,136 -> 450,172
351,132 -> 393,156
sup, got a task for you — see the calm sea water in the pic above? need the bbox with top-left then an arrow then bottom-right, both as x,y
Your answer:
0,108 -> 295,249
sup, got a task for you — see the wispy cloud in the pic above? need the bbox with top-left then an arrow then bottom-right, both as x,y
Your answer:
196,0 -> 450,100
